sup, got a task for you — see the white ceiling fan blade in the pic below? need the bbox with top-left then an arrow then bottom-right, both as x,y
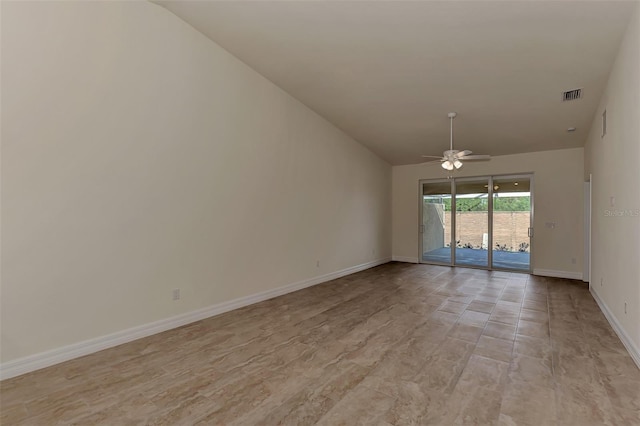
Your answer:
454,150 -> 472,158
421,155 -> 445,159
458,154 -> 491,161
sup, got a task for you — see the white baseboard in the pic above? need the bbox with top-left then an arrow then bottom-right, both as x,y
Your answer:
392,255 -> 419,263
0,257 -> 391,380
590,288 -> 640,369
533,268 -> 583,280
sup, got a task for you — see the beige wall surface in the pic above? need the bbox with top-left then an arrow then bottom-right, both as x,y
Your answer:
392,148 -> 584,273
0,2 -> 391,363
584,5 -> 640,353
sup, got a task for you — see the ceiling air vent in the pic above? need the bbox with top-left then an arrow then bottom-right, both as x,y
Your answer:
562,88 -> 583,102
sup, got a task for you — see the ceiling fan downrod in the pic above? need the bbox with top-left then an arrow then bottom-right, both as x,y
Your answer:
448,112 -> 456,152
442,112 -> 460,171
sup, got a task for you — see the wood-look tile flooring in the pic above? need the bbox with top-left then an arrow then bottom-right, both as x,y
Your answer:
2,263 -> 639,425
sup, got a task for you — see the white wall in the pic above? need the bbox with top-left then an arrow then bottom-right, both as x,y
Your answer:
0,1 -> 391,365
584,4 -> 640,358
392,148 -> 584,276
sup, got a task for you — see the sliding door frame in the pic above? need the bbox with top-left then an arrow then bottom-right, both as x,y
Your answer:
418,178 -> 455,267
490,173 -> 534,274
419,173 -> 534,273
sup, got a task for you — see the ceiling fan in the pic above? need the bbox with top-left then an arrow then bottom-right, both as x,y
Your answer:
422,112 -> 491,170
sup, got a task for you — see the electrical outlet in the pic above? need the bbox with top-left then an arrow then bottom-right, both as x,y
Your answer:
571,257 -> 576,265
624,302 -> 627,314
316,260 -> 320,268
172,288 -> 180,301
372,248 -> 376,255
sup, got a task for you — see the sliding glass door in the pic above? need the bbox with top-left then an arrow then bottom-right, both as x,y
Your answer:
454,178 -> 490,268
421,181 -> 452,265
491,176 -> 532,271
420,174 -> 533,273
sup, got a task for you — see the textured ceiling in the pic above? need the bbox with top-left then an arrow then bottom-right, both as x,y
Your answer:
156,1 -> 635,165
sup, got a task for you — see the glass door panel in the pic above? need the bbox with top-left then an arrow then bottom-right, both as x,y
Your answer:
421,181 -> 452,264
491,176 -> 532,271
454,178 -> 489,268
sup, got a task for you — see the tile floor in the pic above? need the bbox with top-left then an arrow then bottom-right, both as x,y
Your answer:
1,262 -> 639,425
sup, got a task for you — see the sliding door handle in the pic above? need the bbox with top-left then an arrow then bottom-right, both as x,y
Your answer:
528,227 -> 534,237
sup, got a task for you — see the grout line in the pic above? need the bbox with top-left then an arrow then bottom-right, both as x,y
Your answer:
544,277 -> 562,424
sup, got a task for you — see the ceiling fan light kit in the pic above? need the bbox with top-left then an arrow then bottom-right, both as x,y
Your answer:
423,112 -> 491,171
441,159 -> 463,170
442,161 -> 453,170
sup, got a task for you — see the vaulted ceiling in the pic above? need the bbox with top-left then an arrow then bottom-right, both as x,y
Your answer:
156,1 -> 635,165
